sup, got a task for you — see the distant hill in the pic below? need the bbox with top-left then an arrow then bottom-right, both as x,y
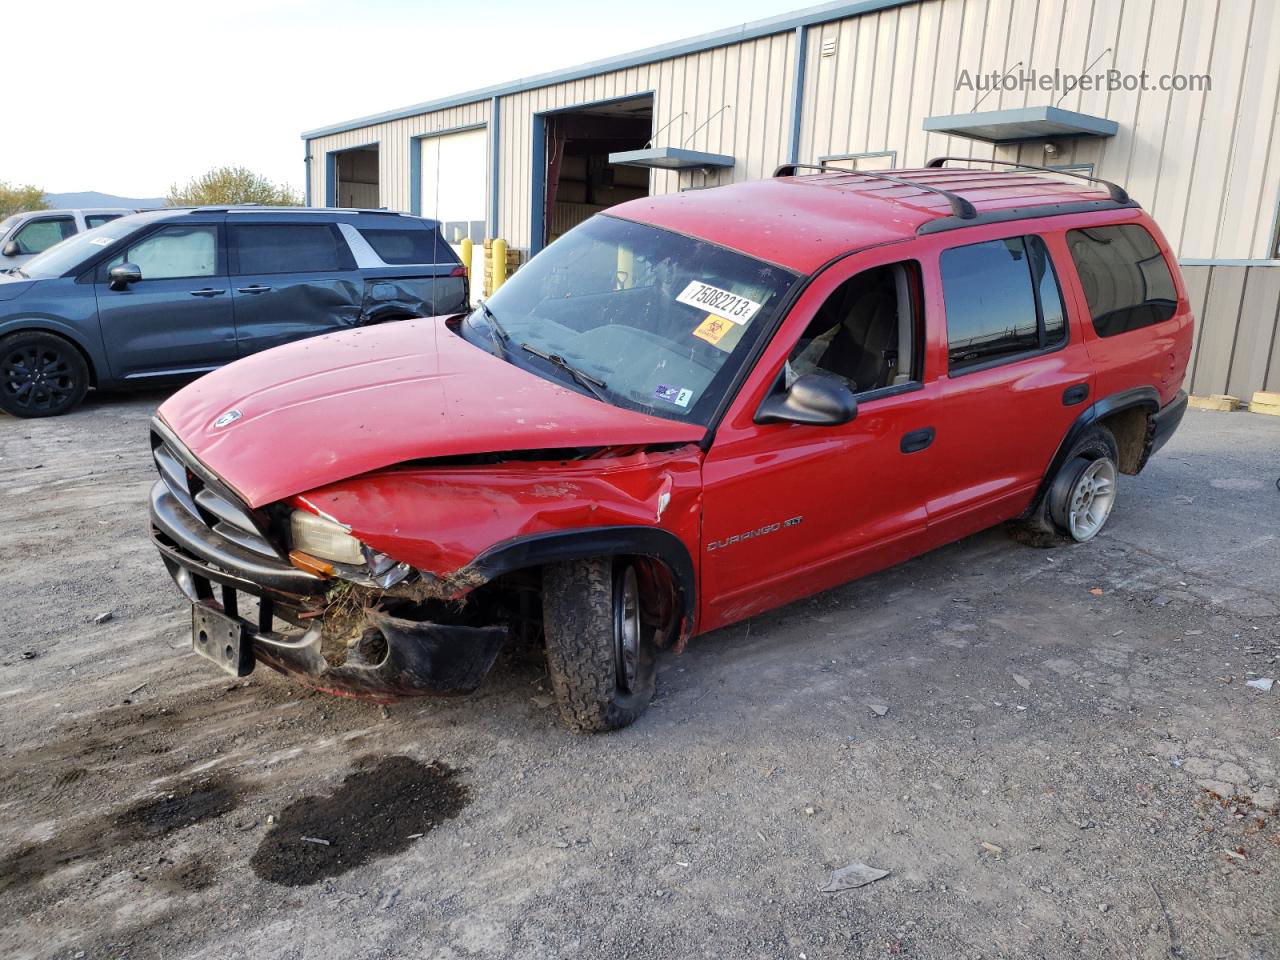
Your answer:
43,191 -> 165,210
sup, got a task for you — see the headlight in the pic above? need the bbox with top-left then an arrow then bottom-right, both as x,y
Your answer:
289,510 -> 364,565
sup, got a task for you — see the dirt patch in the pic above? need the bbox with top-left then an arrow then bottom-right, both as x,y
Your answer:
114,778 -> 240,840
249,756 -> 468,886
0,774 -> 240,894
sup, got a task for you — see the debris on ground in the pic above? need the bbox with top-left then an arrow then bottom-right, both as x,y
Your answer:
820,862 -> 891,892
93,611 -> 114,625
300,836 -> 331,846
1089,588 -> 1105,596
1011,673 -> 1031,689
867,702 -> 889,717
981,841 -> 1004,855
531,694 -> 554,708
127,681 -> 149,696
1245,677 -> 1274,692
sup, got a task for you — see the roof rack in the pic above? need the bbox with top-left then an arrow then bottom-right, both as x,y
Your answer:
773,162 -> 977,220
924,157 -> 1132,204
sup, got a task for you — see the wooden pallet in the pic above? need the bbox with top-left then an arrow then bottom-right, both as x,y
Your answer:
1248,390 -> 1280,416
1188,394 -> 1243,412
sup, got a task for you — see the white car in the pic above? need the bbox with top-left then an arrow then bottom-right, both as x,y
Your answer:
0,208 -> 137,270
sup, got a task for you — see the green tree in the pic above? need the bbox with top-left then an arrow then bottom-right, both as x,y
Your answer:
0,181 -> 49,218
167,166 -> 301,207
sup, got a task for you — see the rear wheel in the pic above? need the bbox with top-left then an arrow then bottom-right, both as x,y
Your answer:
0,332 -> 89,418
1013,425 -> 1119,546
542,558 -> 657,733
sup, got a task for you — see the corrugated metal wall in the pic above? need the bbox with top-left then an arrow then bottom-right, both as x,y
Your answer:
494,30 -> 796,248
304,0 -> 1280,400
308,100 -> 490,213
1182,264 -> 1280,398
797,0 -> 1280,262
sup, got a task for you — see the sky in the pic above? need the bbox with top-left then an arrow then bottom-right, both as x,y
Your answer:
8,0 -> 799,199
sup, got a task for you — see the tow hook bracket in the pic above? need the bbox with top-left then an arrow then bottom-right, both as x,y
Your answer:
192,604 -> 254,677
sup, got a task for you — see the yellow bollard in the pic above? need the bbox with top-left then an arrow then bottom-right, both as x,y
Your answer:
492,238 -> 508,292
617,246 -> 634,289
460,236 -> 473,281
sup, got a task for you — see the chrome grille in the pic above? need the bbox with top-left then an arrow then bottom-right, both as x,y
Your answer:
151,431 -> 280,559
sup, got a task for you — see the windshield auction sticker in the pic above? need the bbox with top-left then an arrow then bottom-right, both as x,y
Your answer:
676,281 -> 763,325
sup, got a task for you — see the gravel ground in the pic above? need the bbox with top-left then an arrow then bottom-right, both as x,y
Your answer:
0,392 -> 1277,960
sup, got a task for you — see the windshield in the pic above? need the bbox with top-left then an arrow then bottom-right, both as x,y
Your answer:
463,215 -> 798,425
18,220 -> 130,278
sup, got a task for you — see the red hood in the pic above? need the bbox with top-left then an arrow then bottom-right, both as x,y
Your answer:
157,317 -> 705,508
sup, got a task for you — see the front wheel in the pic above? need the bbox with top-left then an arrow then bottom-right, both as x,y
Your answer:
0,331 -> 90,418
542,558 -> 657,733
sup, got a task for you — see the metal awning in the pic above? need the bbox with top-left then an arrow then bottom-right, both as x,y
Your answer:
608,147 -> 736,171
922,106 -> 1118,144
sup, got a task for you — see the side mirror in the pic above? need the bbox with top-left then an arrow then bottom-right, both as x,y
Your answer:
1,241 -> 18,257
755,371 -> 858,426
108,262 -> 142,290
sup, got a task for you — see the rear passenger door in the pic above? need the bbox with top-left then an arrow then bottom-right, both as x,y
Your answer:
228,219 -> 363,357
922,231 -> 1094,542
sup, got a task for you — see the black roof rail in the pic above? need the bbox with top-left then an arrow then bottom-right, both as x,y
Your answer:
924,156 -> 1132,204
774,162 -> 977,220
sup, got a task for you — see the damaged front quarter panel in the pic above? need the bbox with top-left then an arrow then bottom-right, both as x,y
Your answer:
289,443 -> 705,657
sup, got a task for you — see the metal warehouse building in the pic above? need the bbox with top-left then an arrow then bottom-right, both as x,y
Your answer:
303,0 -> 1280,401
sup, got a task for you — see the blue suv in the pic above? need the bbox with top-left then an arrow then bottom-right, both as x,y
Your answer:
0,207 -> 467,416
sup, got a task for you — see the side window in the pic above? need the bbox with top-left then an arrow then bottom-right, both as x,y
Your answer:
940,235 -> 1066,373
109,224 -> 218,280
356,226 -> 446,265
86,214 -> 123,229
12,217 -> 77,255
788,262 -> 921,394
1066,225 -> 1177,337
231,223 -> 354,274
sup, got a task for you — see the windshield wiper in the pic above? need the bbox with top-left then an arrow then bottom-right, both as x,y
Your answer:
475,301 -> 512,356
519,342 -> 609,402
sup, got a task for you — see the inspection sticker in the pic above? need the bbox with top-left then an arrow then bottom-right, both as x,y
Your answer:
654,384 -> 694,407
675,281 -> 762,325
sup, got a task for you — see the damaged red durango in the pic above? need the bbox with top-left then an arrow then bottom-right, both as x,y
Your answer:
149,159 -> 1191,732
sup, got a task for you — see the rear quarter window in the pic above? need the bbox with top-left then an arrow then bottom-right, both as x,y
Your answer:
1066,225 -> 1178,338
357,226 -> 455,265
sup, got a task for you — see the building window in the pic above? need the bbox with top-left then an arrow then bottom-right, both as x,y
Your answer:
1066,225 -> 1178,338
941,235 -> 1066,372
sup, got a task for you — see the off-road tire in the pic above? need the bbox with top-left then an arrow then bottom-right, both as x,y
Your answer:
542,558 -> 656,733
1011,425 -> 1119,547
0,331 -> 90,418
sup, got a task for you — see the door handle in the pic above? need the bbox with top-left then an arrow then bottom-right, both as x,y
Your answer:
189,287 -> 225,297
900,427 -> 935,454
1062,383 -> 1090,406
236,284 -> 272,294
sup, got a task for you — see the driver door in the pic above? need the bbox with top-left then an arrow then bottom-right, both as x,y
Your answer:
94,219 -> 237,380
698,252 -> 942,632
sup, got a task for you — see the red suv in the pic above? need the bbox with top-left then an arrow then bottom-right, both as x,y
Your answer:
149,160 -> 1191,732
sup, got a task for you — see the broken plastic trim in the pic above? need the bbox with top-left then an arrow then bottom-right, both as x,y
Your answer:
252,609 -> 508,702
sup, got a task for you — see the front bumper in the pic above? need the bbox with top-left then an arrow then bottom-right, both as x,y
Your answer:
150,479 -> 507,701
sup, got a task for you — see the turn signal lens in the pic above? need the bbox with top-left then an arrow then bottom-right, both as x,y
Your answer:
289,550 -> 335,578
288,510 -> 365,565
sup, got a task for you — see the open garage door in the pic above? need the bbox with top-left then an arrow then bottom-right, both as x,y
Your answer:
420,127 -> 487,258
539,95 -> 652,250
334,146 -> 380,207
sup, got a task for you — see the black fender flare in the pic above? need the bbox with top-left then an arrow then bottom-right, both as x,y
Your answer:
1027,386 -> 1161,515
470,525 -> 697,640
